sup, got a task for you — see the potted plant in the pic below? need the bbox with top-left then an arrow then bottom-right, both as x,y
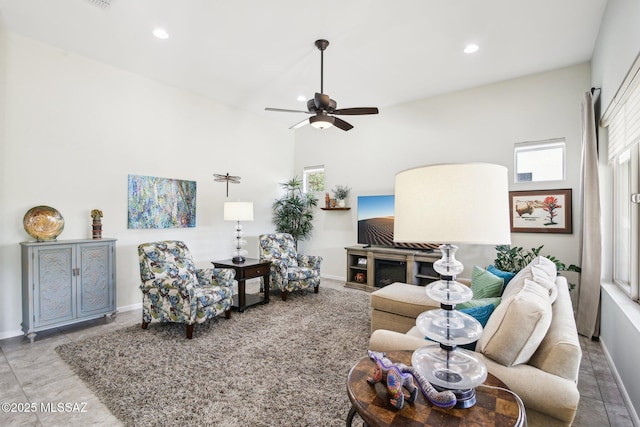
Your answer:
332,184 -> 351,207
272,177 -> 318,247
494,245 -> 581,289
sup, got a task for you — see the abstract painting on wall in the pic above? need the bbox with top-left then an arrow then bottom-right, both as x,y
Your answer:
127,174 -> 197,229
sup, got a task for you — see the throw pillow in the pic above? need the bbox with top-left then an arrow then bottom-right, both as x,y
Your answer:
501,256 -> 558,300
476,279 -> 552,367
457,297 -> 501,310
487,265 -> 516,290
470,266 -> 504,299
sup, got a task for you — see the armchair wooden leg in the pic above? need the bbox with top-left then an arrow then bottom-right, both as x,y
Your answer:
141,321 -> 148,330
314,285 -> 319,294
281,291 -> 287,301
186,324 -> 194,339
225,309 -> 231,319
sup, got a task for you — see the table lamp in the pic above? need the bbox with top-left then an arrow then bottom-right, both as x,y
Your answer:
394,163 -> 511,408
224,201 -> 254,263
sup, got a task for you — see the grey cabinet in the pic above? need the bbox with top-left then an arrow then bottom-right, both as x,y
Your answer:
21,238 -> 116,342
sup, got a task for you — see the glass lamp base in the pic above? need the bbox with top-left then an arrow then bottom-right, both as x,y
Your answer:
232,255 -> 246,263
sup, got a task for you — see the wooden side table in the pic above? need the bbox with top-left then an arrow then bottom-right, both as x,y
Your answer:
346,351 -> 524,427
212,258 -> 271,312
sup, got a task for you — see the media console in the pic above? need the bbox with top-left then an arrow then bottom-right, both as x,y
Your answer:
344,245 -> 439,292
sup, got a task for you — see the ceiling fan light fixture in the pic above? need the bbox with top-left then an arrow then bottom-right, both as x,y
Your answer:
310,115 -> 335,130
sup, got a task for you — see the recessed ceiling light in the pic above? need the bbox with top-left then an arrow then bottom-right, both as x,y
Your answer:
297,95 -> 307,102
153,28 -> 169,40
464,44 -> 479,54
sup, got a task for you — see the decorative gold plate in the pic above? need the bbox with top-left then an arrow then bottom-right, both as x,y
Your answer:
23,206 -> 65,241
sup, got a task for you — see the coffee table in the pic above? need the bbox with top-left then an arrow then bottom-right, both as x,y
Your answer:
346,350 -> 525,426
212,258 -> 271,312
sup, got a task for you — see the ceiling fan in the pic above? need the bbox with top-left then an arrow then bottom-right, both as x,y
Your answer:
265,39 -> 379,131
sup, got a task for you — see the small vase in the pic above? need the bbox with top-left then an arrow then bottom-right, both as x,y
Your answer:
338,199 -> 346,208
92,218 -> 102,239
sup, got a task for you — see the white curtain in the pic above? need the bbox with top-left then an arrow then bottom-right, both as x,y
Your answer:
576,91 -> 602,338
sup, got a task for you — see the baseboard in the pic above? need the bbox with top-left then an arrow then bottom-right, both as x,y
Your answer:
0,329 -> 25,340
321,273 -> 345,282
117,302 -> 142,313
600,339 -> 640,427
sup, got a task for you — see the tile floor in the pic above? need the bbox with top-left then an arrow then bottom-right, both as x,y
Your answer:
0,279 -> 634,426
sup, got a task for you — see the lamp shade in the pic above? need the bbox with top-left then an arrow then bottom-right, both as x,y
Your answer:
394,163 -> 511,245
224,202 -> 254,221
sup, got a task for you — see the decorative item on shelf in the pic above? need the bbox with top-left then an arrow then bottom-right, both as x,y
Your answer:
91,209 -> 103,239
331,184 -> 351,208
357,257 -> 367,266
354,272 -> 366,283
224,201 -> 254,263
325,192 -> 330,208
394,163 -> 511,409
23,205 -> 65,241
330,198 -> 337,208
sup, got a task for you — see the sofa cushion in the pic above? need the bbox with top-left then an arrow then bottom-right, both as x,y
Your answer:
501,256 -> 557,300
477,279 -> 552,367
370,282 -> 439,319
470,266 -> 503,299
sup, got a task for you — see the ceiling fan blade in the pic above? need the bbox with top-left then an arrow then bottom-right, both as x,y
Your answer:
314,93 -> 331,110
289,117 -> 310,130
332,107 -> 379,115
333,117 -> 353,131
265,107 -> 311,114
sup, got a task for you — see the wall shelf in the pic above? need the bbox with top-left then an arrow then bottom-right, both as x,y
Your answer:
321,207 -> 351,211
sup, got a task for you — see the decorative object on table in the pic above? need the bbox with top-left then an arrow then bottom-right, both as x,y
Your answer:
394,163 -> 511,409
331,184 -> 351,207
272,177 -> 318,247
23,205 -> 65,241
127,174 -> 196,229
325,192 -> 330,208
367,351 -> 457,409
354,272 -> 366,283
509,189 -> 572,233
367,351 -> 418,409
258,233 -> 322,301
91,209 -> 103,239
214,172 -> 241,197
493,244 -> 581,290
265,39 -> 379,132
224,201 -> 254,263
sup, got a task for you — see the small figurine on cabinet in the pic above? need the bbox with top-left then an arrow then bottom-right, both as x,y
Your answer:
91,209 -> 103,239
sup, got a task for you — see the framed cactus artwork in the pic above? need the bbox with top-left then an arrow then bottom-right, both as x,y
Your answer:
509,189 -> 572,234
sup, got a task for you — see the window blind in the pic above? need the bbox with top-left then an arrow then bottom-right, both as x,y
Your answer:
602,53 -> 640,162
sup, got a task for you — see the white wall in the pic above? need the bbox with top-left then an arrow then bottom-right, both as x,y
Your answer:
591,0 -> 640,423
0,31 -> 294,338
295,64 -> 589,284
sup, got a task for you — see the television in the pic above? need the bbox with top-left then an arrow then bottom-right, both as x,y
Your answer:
357,195 -> 437,251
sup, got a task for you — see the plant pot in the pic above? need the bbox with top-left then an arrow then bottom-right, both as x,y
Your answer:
338,199 -> 346,208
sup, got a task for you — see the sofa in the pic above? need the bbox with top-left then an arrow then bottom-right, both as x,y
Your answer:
369,256 -> 581,427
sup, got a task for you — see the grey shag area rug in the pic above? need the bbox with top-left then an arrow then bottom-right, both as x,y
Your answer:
56,288 -> 371,427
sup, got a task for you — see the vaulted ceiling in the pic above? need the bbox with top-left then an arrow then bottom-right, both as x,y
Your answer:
0,0 -> 607,126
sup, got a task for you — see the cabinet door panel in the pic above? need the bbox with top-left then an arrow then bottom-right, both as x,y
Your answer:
34,246 -> 75,326
78,242 -> 114,316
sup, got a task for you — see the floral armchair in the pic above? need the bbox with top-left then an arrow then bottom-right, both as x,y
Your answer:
138,240 -> 235,339
258,233 -> 323,301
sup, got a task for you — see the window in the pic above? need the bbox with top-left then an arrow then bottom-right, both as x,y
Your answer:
303,166 -> 324,193
514,139 -> 565,183
603,56 -> 640,301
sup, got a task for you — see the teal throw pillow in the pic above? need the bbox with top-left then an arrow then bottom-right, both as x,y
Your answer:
457,297 -> 501,310
470,266 -> 504,299
487,265 -> 516,292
